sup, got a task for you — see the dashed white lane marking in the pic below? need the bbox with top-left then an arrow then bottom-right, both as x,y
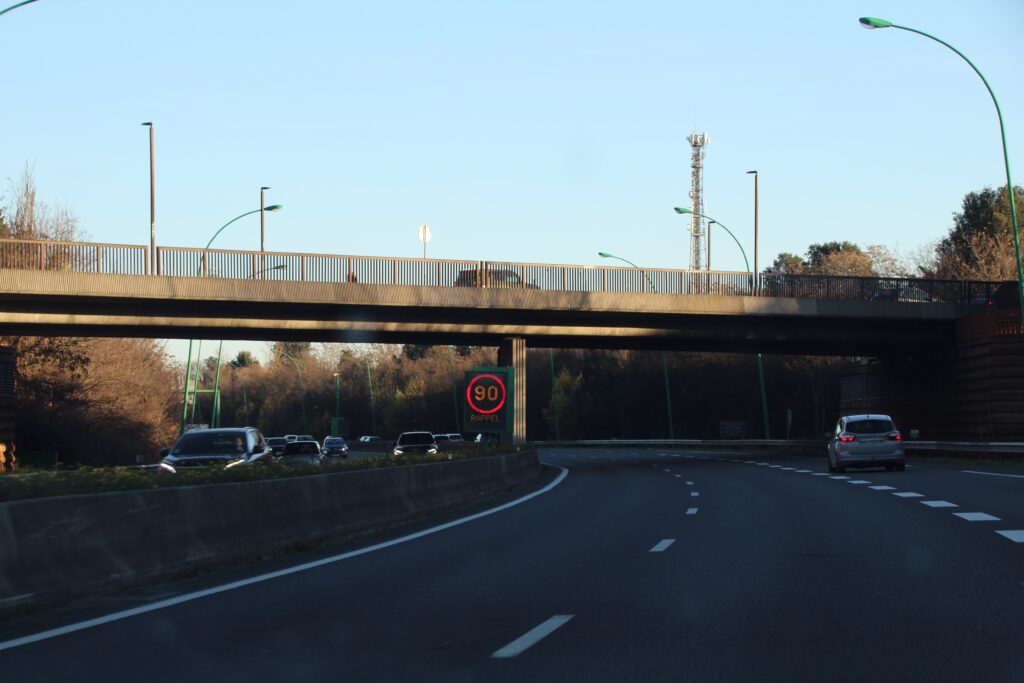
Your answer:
686,508 -> 698,515
769,465 -> 784,469
690,491 -> 700,497
795,469 -> 812,473
954,512 -> 1001,522
869,485 -> 896,490
830,476 -> 851,480
962,470 -> 1024,480
811,473 -> 831,477
686,481 -> 693,485
674,474 -> 682,478
650,539 -> 676,552
781,467 -> 796,471
847,480 -> 872,484
893,492 -> 925,498
920,501 -> 958,508
995,530 -> 1024,543
492,615 -> 574,658
663,469 -> 672,473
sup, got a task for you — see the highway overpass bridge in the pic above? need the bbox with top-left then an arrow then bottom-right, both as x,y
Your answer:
0,238 -> 1005,443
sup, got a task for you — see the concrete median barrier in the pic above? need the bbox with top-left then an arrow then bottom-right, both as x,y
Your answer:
0,450 -> 542,614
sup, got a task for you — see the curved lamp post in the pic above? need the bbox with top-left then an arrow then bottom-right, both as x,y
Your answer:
673,208 -> 771,439
859,16 -> 1022,318
598,251 -> 675,439
179,205 -> 283,433
0,0 -> 38,18
275,347 -> 309,434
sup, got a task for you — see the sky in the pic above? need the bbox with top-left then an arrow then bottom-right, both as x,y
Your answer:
2,0 -> 1021,363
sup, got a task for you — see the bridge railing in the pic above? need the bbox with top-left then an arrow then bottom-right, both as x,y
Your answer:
0,238 -> 147,275
0,237 -> 1006,304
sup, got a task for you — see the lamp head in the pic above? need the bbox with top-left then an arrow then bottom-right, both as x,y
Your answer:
859,17 -> 893,29
264,204 -> 283,212
673,207 -> 692,215
141,121 -> 152,127
598,252 -> 613,258
747,170 -> 757,175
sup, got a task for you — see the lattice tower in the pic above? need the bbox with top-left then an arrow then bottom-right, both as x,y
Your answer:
687,132 -> 710,271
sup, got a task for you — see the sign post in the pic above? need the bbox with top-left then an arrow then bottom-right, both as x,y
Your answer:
463,367 -> 514,440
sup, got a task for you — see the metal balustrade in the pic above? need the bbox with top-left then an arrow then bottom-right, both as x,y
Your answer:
0,237 -> 1006,305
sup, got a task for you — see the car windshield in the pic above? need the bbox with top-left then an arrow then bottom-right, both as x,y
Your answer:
399,433 -> 434,446
172,432 -> 247,455
284,441 -> 320,455
845,419 -> 895,435
324,438 -> 345,446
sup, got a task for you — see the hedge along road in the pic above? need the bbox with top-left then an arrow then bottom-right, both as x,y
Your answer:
3,448 -> 1024,682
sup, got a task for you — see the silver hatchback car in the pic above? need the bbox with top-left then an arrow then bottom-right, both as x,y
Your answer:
828,414 -> 905,473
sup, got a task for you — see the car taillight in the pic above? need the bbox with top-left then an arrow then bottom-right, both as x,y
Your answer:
838,434 -> 856,443
887,431 -> 902,441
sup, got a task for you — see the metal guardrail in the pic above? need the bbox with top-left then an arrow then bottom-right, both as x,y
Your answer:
0,237 -> 1005,304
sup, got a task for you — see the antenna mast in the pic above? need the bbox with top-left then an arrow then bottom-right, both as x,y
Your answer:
687,132 -> 709,271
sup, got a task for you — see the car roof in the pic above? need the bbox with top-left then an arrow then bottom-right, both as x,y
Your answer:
843,414 -> 894,422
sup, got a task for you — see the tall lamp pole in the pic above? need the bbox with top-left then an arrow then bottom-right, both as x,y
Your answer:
859,16 -> 1022,319
334,372 -> 340,423
598,251 -> 675,439
142,122 -> 155,274
674,208 -> 771,439
747,170 -> 758,290
260,186 -> 270,279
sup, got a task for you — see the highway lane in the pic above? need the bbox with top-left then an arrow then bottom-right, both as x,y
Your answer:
3,448 -> 1024,681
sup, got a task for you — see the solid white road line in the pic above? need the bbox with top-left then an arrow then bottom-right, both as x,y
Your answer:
995,530 -> 1024,543
962,470 -> 1024,480
920,501 -> 958,508
686,508 -> 698,515
650,539 -> 676,552
954,512 -> 1001,522
492,615 -> 574,658
869,485 -> 896,490
0,467 -> 573,653
893,492 -> 925,498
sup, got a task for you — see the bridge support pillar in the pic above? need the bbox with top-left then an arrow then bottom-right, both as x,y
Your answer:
498,336 -> 527,445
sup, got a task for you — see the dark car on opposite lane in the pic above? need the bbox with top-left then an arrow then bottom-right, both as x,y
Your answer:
392,431 -> 439,456
322,436 -> 349,459
159,427 -> 273,473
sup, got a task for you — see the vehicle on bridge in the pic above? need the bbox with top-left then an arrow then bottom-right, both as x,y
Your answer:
454,268 -> 539,289
871,286 -> 932,303
158,427 -> 273,473
828,414 -> 905,473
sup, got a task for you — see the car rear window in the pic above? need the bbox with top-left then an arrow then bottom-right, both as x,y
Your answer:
845,419 -> 894,435
324,438 -> 345,446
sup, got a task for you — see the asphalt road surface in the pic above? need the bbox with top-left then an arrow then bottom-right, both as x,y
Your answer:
3,448 -> 1024,682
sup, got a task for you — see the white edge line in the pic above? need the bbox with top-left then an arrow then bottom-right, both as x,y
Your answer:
492,615 -> 574,658
0,466 -> 572,653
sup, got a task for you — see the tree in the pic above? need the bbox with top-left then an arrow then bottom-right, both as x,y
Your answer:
935,184 -> 1024,280
4,164 -> 82,242
765,252 -> 805,274
230,350 -> 259,369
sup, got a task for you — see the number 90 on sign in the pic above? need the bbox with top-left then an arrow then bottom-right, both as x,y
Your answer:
466,374 -> 507,415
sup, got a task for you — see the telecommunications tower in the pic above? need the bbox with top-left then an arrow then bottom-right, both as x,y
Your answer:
687,132 -> 709,271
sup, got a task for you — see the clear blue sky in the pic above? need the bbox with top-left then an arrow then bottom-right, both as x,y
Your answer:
2,0 -> 1021,361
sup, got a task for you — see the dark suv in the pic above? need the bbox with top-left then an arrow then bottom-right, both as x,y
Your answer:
454,268 -> 538,289
159,427 -> 273,473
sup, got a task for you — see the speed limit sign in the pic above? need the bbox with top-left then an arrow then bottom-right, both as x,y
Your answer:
463,367 -> 513,433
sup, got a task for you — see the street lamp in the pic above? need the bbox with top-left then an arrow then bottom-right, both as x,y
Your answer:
179,205 -> 284,433
859,16 -> 1022,318
251,264 -> 286,279
141,122 -> 155,274
746,170 -> 759,288
599,251 -> 675,439
275,347 -> 308,434
707,220 -> 716,271
365,356 -> 377,436
0,0 -> 38,18
673,207 -> 772,439
333,372 -> 340,426
260,186 -> 270,279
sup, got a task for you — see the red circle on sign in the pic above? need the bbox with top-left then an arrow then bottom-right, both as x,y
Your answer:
466,374 -> 507,415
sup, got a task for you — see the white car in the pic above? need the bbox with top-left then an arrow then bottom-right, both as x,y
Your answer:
828,414 -> 905,473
